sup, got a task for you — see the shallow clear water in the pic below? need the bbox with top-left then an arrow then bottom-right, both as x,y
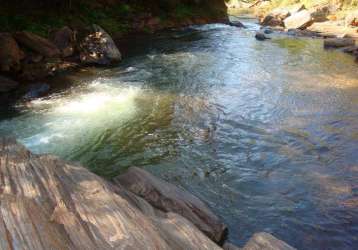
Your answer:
1,20 -> 358,249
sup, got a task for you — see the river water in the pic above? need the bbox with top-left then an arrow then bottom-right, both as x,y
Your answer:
1,20 -> 358,249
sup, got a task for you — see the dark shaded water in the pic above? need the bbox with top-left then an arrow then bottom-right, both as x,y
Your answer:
1,20 -> 358,249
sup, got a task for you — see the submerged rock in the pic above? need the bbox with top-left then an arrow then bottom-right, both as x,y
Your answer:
255,32 -> 270,41
14,31 -> 61,58
0,76 -> 19,92
324,38 -> 355,48
114,166 -> 228,245
229,21 -> 246,28
284,10 -> 313,30
79,24 -> 122,65
242,232 -> 296,250
23,83 -> 50,100
0,33 -> 25,72
0,138 -> 222,250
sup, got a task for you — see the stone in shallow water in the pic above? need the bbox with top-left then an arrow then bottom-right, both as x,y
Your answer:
114,166 -> 228,245
324,38 -> 355,49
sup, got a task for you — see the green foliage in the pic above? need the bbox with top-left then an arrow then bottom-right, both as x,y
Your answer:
175,4 -> 195,19
0,13 -> 66,36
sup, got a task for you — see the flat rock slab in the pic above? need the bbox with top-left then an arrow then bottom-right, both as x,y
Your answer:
243,233 -> 296,250
114,166 -> 228,244
0,138 -> 221,250
284,10 -> 313,30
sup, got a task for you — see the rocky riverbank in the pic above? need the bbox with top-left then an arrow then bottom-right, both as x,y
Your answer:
229,1 -> 358,61
0,137 -> 296,250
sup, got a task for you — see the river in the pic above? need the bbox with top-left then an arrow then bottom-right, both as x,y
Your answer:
1,19 -> 358,249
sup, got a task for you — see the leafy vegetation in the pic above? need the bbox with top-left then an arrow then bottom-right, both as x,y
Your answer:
0,0 -> 227,37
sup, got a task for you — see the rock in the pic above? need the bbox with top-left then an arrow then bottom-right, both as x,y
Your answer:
309,4 -> 330,22
242,232 -> 296,250
342,45 -> 358,55
229,21 -> 246,28
286,29 -> 319,37
0,138 -> 222,250
0,33 -> 25,72
260,14 -> 286,27
0,76 -> 19,92
223,242 -> 242,250
261,4 -> 305,27
261,27 -> 273,34
284,10 -> 313,30
324,38 -> 355,48
255,32 -> 270,41
114,167 -> 228,245
20,59 -> 78,81
14,31 -> 61,58
23,83 -> 50,100
50,26 -> 75,57
79,24 -> 121,65
345,10 -> 358,27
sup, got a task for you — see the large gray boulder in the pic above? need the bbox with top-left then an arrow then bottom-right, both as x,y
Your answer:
0,33 -> 25,72
0,138 -> 221,250
79,24 -> 121,65
242,232 -> 296,250
114,166 -> 228,245
0,76 -> 19,92
284,10 -> 313,30
14,31 -> 61,58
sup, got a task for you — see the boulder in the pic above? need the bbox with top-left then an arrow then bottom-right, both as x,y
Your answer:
78,24 -> 121,65
324,38 -> 355,48
345,10 -> 358,27
0,138 -> 222,250
242,232 -> 296,250
114,167 -> 228,245
309,4 -> 330,22
0,33 -> 25,72
50,26 -> 75,57
342,45 -> 358,55
261,4 -> 305,27
14,31 -> 61,58
0,76 -> 19,92
284,10 -> 313,30
229,21 -> 246,28
255,32 -> 270,41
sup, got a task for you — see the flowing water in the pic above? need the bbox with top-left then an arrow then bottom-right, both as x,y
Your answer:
1,20 -> 358,249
